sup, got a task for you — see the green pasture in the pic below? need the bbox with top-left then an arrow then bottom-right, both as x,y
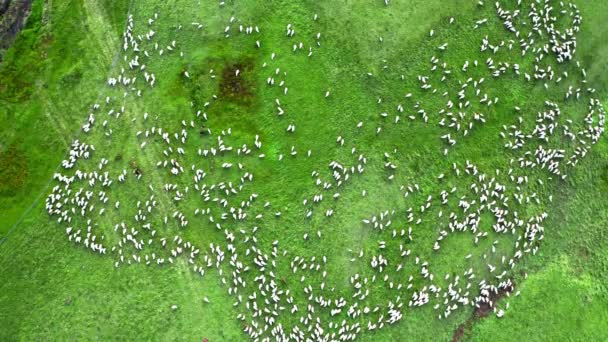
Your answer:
0,0 -> 607,341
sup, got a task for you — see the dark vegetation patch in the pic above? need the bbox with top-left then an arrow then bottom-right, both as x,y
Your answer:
59,66 -> 84,88
0,0 -> 33,61
600,166 -> 608,192
0,0 -> 43,101
181,55 -> 260,136
130,160 -> 142,176
219,58 -> 256,106
0,143 -> 28,196
180,55 -> 257,109
99,0 -> 131,36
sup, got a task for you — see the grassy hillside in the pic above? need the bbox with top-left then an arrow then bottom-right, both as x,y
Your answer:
0,0 -> 606,341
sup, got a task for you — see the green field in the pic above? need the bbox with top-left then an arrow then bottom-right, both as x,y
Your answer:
1,0 -> 607,340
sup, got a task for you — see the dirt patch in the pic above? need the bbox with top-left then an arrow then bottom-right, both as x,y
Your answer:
452,320 -> 471,342
130,160 -> 142,176
451,281 -> 515,341
474,282 -> 513,318
219,58 -> 256,106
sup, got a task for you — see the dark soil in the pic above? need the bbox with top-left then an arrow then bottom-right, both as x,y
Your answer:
474,282 -> 514,318
452,321 -> 470,342
452,281 -> 515,341
219,58 -> 255,106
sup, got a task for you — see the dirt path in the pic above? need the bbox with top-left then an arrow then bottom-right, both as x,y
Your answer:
451,281 -> 515,341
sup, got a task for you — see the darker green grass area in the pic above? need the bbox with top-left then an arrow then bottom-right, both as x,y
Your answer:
0,143 -> 28,196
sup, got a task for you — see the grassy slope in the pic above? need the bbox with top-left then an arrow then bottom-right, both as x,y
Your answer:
0,0 -> 606,341
0,0 -> 131,234
0,1 -> 239,340
468,0 -> 608,339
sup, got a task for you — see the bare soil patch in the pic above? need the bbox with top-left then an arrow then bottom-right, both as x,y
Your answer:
219,58 -> 255,106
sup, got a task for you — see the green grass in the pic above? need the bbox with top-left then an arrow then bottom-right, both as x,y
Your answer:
0,0 -> 132,234
471,256 -> 608,341
0,0 -> 607,341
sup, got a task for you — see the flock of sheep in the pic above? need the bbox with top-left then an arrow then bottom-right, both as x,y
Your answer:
45,0 -> 604,341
